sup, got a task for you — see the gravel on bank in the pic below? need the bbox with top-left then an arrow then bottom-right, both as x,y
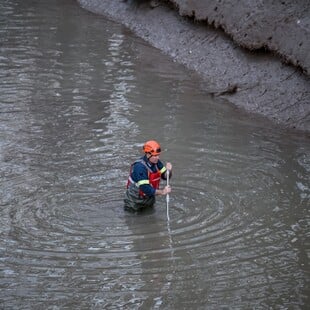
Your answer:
77,0 -> 310,133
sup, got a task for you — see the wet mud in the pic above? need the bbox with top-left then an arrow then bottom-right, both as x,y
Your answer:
77,0 -> 310,133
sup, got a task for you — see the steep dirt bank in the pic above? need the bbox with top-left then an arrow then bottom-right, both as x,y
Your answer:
77,0 -> 310,133
172,0 -> 310,76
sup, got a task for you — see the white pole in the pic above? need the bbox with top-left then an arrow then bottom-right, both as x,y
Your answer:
166,169 -> 170,221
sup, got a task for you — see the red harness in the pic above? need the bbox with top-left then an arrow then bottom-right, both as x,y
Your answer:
148,169 -> 161,190
127,159 -> 161,197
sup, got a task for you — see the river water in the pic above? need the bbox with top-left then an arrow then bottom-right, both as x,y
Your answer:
0,0 -> 309,309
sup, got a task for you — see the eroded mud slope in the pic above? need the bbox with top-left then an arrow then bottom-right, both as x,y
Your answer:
173,0 -> 310,75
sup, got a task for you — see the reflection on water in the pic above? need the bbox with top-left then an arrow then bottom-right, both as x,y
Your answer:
0,0 -> 309,309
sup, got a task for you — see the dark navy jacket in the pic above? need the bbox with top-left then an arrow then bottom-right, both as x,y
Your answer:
131,155 -> 167,196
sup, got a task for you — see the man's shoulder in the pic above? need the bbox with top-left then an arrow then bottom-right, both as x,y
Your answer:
157,160 -> 164,169
132,158 -> 148,179
133,158 -> 147,170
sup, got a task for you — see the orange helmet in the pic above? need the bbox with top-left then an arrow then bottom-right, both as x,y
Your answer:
143,140 -> 161,155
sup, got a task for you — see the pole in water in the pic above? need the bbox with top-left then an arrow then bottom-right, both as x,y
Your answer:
166,169 -> 170,221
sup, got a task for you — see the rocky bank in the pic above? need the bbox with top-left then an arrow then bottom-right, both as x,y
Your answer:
77,0 -> 310,133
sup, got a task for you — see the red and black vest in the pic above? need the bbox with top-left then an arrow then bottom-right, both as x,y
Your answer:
127,159 -> 164,197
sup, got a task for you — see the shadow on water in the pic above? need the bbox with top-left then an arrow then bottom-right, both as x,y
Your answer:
0,0 -> 309,309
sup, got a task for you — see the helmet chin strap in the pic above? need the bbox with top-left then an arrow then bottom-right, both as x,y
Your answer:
146,152 -> 160,161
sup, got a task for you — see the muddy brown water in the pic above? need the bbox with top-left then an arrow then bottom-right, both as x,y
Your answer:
0,0 -> 309,309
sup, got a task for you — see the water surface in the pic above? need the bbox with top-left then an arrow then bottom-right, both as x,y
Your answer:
0,0 -> 309,309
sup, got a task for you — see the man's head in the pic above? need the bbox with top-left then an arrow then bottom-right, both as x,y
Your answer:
143,140 -> 161,163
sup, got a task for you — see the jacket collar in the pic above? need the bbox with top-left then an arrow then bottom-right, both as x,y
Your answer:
143,155 -> 153,168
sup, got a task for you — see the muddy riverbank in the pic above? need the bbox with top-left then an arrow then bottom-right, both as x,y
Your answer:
77,0 -> 310,133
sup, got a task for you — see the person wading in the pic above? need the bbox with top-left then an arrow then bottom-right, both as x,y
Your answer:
124,140 -> 172,212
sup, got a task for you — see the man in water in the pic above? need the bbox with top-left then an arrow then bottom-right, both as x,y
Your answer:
124,140 -> 172,212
